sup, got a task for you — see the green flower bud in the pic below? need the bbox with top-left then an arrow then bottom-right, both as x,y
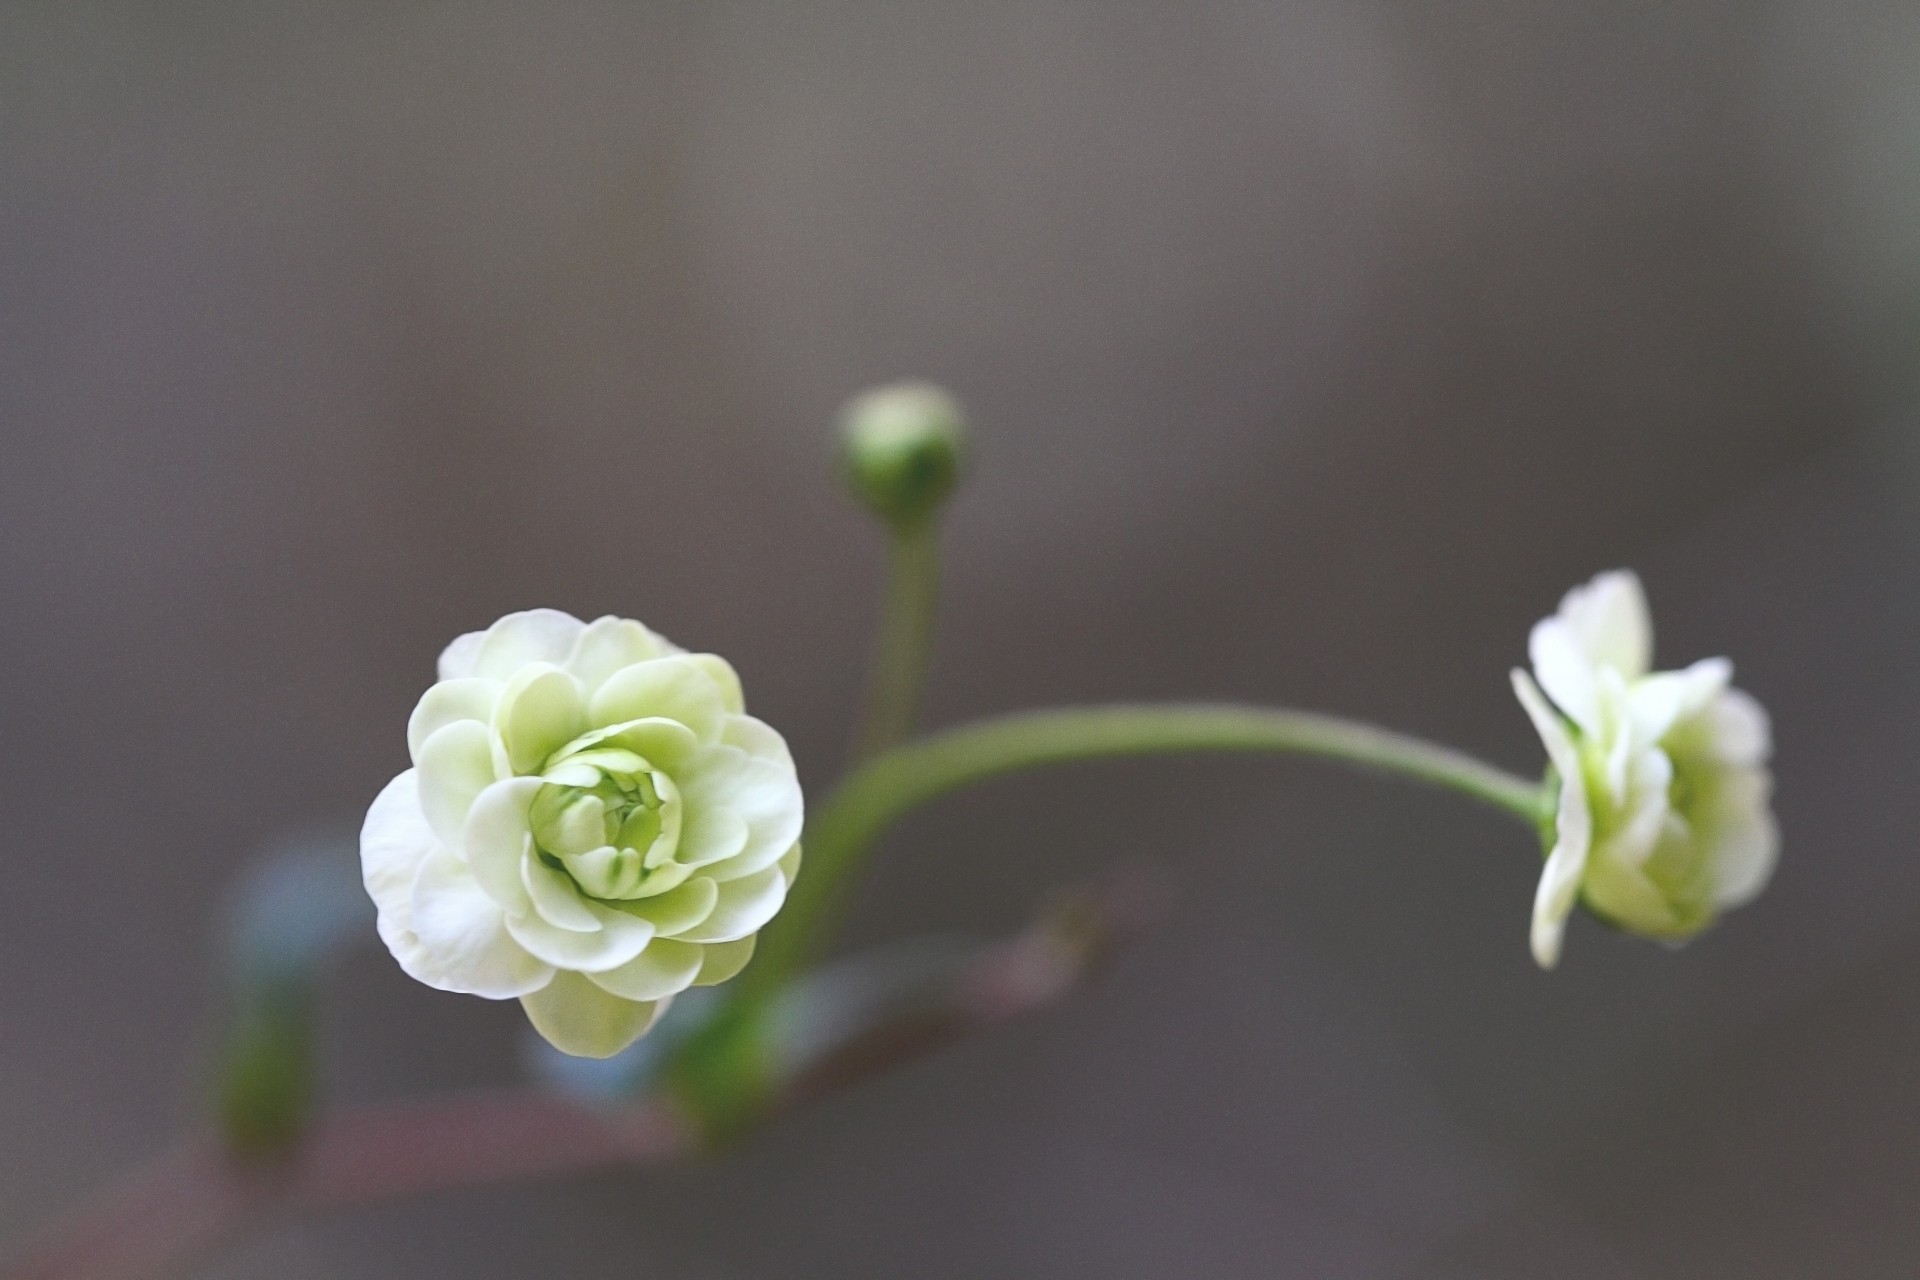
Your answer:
838,381 -> 966,529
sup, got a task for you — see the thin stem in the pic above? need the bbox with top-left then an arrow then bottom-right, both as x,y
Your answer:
748,703 -> 1549,998
852,518 -> 942,760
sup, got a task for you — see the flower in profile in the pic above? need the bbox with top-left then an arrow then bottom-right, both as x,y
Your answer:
1511,571 -> 1776,968
361,611 -> 803,1056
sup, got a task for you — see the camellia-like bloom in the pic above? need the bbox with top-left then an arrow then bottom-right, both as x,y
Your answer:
1511,571 -> 1776,969
361,611 -> 803,1056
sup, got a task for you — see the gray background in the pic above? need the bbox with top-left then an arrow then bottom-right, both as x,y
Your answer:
3,4 -> 1918,1277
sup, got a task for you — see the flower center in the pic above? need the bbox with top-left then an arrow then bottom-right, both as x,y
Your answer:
529,747 -> 683,900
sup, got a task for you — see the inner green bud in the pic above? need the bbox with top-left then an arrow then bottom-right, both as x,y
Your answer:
530,747 -> 683,900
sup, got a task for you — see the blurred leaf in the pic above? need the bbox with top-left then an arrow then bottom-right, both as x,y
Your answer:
216,830 -> 369,1153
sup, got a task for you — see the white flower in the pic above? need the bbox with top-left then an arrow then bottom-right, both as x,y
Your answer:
361,610 -> 804,1057
1511,571 -> 1777,968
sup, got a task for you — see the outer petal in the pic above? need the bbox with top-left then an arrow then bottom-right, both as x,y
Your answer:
1630,657 -> 1732,746
460,777 -> 540,913
416,720 -> 499,848
566,616 -> 675,696
361,770 -> 436,979
620,876 -> 720,937
1707,767 -> 1779,908
687,654 -> 746,715
585,938 -> 706,1001
520,971 -> 667,1058
589,656 -> 725,742
1696,687 -> 1772,767
692,935 -> 757,987
472,610 -> 586,681
505,901 -> 654,973
1529,619 -> 1601,735
1514,670 -> 1592,969
675,865 -> 788,944
438,629 -> 488,681
1557,570 -> 1653,680
408,678 -> 503,762
495,663 -> 588,774
408,846 -> 553,997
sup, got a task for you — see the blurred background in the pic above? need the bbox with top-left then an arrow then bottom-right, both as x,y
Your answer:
3,3 -> 1919,1276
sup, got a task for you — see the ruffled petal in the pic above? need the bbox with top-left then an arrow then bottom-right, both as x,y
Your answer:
522,853 -> 601,932
692,935 -> 757,987
618,876 -> 719,937
472,610 -> 586,681
588,656 -> 725,742
566,616 -> 676,696
1630,657 -> 1732,746
1529,618 -> 1602,735
1557,569 -> 1653,680
416,719 -> 499,849
1708,767 -> 1779,908
687,654 -> 745,715
676,865 -> 788,944
408,678 -> 504,762
360,770 -> 437,980
504,901 -> 654,972
408,846 -> 553,997
460,777 -> 540,913
584,938 -> 706,1001
520,970 -> 666,1058
495,663 -> 588,774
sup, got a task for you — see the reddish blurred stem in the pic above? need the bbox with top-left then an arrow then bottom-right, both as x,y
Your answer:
3,867 -> 1157,1280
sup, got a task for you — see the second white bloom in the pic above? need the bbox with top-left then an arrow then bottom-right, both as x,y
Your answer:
362,610 -> 804,1057
1513,571 -> 1777,968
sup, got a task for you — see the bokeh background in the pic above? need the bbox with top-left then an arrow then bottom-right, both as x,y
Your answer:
4,4 -> 1919,1277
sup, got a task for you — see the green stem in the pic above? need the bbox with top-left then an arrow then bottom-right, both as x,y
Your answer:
852,518 -> 942,760
744,703 -> 1550,1000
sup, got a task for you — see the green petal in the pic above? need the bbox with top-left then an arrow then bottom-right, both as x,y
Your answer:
519,971 -> 665,1058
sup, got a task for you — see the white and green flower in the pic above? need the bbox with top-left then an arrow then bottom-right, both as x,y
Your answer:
361,610 -> 803,1057
1512,571 -> 1776,968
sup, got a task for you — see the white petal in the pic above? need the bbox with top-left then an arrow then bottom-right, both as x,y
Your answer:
692,935 -> 757,987
565,616 -> 674,696
520,971 -> 667,1058
1529,618 -> 1602,734
505,901 -> 654,972
360,770 -> 437,979
416,720 -> 499,849
522,855 -> 601,932
1699,687 -> 1772,767
460,778 -> 540,912
437,629 -> 487,681
723,713 -> 793,766
472,610 -> 586,680
681,747 -> 805,881
675,865 -> 788,944
1605,747 -> 1674,870
584,938 -> 706,1001
1630,657 -> 1732,745
1557,569 -> 1653,679
495,663 -> 588,774
407,678 -> 504,762
1512,669 -> 1584,786
679,807 -> 749,868
589,656 -> 725,742
1530,827 -> 1587,971
408,846 -> 553,997
620,876 -> 720,936
687,654 -> 745,714
1709,768 -> 1779,908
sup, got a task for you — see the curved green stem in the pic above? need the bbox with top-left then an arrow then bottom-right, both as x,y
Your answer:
745,703 -> 1550,1000
852,518 -> 942,760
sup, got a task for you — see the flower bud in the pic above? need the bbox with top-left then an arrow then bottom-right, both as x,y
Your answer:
838,382 -> 966,530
